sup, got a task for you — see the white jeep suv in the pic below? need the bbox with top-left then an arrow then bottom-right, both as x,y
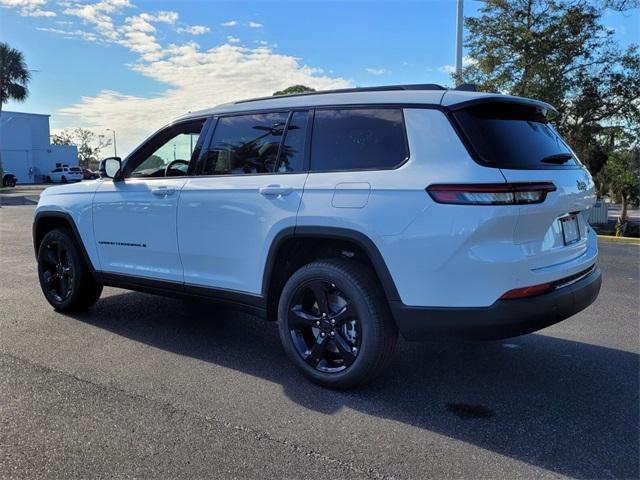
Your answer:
34,85 -> 601,388
48,165 -> 83,184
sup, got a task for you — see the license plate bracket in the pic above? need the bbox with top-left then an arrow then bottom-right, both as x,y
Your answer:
560,215 -> 581,245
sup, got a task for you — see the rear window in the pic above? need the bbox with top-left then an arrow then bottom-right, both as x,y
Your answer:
310,108 -> 408,172
454,102 -> 581,169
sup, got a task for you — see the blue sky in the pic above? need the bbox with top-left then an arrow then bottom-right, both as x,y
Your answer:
1,0 -> 638,154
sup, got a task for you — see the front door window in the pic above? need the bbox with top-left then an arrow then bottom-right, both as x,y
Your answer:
126,120 -> 205,178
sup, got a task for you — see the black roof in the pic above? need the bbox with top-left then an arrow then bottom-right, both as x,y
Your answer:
234,83 -> 450,104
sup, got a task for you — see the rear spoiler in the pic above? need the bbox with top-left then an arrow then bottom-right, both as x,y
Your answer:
443,93 -> 558,116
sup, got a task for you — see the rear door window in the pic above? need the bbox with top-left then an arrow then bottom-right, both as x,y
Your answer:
202,112 -> 290,175
310,108 -> 408,172
453,102 -> 581,169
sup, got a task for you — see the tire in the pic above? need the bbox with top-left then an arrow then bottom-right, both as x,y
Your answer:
61,176 -> 67,184
37,228 -> 103,312
46,176 -> 52,183
277,259 -> 397,389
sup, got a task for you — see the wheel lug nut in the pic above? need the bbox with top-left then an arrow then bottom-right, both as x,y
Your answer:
320,332 -> 325,337
352,347 -> 357,353
330,331 -> 335,336
316,321 -> 320,326
322,313 -> 327,318
330,319 -> 335,325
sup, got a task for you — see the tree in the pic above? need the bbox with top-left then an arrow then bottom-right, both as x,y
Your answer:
273,85 -> 316,96
0,42 -> 31,114
51,128 -> 112,169
601,150 -> 640,231
456,0 -> 640,177
0,42 -> 31,183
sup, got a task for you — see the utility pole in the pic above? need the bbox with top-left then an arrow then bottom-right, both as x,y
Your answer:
455,0 -> 464,82
106,128 -> 117,157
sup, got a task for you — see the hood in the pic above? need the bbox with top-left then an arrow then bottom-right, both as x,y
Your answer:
40,179 -> 102,198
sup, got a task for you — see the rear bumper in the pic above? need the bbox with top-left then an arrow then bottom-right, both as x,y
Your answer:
390,266 -> 602,340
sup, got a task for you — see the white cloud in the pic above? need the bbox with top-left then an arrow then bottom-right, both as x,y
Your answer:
248,21 -> 262,28
365,68 -> 388,75
221,20 -> 237,27
37,26 -> 98,41
6,0 -> 349,154
177,25 -> 210,35
439,55 -> 478,74
63,0 -> 132,40
57,43 -> 350,154
0,0 -> 55,16
140,10 -> 177,24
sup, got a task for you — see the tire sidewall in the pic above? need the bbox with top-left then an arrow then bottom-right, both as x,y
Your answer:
277,262 -> 387,388
37,229 -> 86,311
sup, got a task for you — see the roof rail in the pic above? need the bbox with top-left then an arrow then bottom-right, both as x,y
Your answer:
234,83 -> 447,104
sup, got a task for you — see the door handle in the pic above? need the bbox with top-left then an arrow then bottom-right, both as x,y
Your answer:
151,186 -> 176,197
259,185 -> 293,196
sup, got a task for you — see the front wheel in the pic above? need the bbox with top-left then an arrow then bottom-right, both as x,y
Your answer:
278,259 -> 397,389
37,228 -> 103,312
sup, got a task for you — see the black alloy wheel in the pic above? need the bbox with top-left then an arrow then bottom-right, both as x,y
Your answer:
278,259 -> 397,388
287,279 -> 360,373
40,238 -> 75,303
37,228 -> 103,311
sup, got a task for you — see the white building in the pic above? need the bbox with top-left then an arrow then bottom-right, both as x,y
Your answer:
0,111 -> 78,184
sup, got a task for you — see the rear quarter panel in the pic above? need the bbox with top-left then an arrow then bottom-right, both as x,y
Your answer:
297,108 -> 513,307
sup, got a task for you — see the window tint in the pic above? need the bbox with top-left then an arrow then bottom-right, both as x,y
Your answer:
202,112 -> 290,175
129,120 -> 205,178
454,102 -> 580,169
277,111 -> 309,173
310,108 -> 408,172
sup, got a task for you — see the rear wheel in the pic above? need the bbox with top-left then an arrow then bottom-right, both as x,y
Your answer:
278,259 -> 397,388
61,176 -> 67,184
37,228 -> 102,312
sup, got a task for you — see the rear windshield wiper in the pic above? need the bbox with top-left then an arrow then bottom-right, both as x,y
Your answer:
541,153 -> 573,164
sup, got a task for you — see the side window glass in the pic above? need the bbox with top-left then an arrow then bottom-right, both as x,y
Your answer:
202,112 -> 288,175
310,108 -> 408,172
129,120 -> 204,178
276,111 -> 308,173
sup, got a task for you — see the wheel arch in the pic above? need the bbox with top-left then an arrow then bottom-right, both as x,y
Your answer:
33,211 -> 96,273
263,226 -> 400,322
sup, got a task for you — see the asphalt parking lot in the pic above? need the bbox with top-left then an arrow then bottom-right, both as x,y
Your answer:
1,195 -> 638,479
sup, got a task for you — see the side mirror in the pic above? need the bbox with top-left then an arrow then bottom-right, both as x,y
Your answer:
99,157 -> 121,179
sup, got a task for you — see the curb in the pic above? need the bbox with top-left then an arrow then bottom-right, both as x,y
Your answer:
597,235 -> 640,245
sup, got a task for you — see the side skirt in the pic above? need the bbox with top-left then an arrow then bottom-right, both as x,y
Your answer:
98,272 -> 267,317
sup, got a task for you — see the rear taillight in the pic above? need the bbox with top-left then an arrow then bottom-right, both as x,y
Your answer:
426,182 -> 556,205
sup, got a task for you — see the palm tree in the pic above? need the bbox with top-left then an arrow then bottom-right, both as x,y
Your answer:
0,43 -> 31,185
0,42 -> 31,113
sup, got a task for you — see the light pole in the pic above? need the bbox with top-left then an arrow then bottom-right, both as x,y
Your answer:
455,0 -> 464,82
106,128 -> 117,157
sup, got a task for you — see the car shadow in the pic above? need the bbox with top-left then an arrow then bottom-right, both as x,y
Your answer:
66,291 -> 638,479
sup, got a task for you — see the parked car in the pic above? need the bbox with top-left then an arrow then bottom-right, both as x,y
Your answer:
2,173 -> 17,187
33,84 -> 601,388
47,166 -> 83,183
82,168 -> 99,180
